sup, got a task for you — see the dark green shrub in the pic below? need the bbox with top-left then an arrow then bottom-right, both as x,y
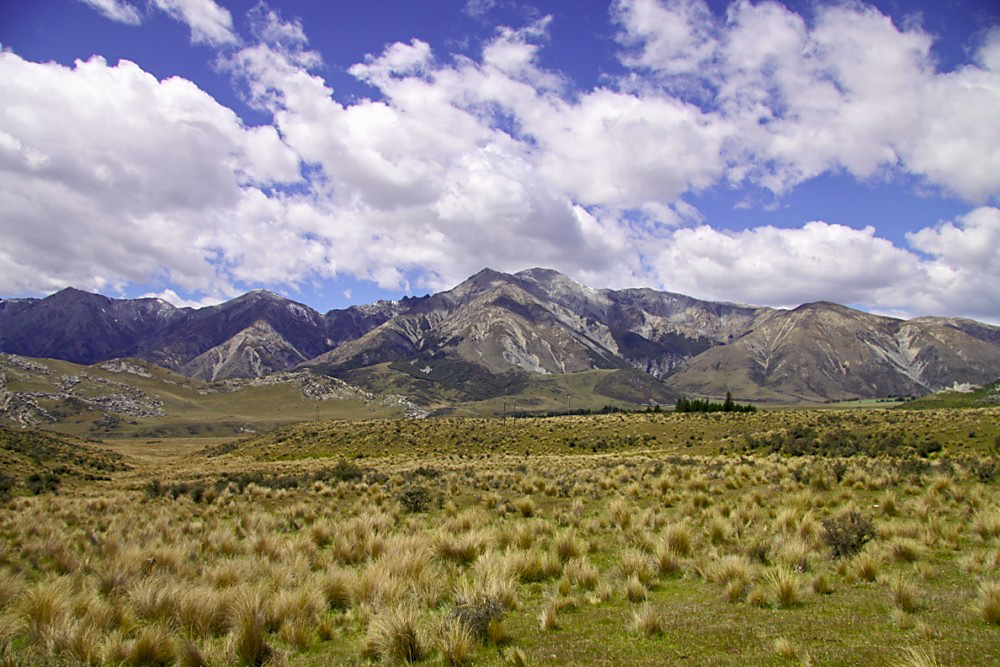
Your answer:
398,485 -> 431,513
821,511 -> 875,559
971,460 -> 997,484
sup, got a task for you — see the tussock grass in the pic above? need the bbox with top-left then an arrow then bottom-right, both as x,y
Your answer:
887,575 -> 919,613
976,580 -> 1000,625
2,409 -> 998,665
365,605 -> 426,663
852,551 -> 882,582
765,566 -> 802,608
773,636 -> 800,660
436,618 -> 474,665
128,623 -> 175,666
538,601 -> 558,631
895,646 -> 943,667
631,602 -> 666,636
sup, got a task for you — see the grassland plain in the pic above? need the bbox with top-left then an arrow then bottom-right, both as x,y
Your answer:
0,408 -> 998,666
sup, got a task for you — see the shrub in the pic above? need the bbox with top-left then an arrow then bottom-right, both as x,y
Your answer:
0,473 -> 15,500
821,511 -> 875,559
450,591 -> 505,640
398,485 -> 432,513
970,460 -> 997,483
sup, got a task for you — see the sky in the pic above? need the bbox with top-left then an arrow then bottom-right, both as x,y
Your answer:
1,0 -> 999,322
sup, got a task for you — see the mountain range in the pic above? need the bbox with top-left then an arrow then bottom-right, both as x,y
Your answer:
2,267 -> 998,404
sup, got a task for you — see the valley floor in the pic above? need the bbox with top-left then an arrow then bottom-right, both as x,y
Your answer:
1,408 -> 999,666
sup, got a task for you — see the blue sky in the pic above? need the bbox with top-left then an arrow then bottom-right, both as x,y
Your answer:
1,0 -> 999,321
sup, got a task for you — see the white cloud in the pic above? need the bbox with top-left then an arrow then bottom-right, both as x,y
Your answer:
612,0 -> 1000,201
140,288 -> 226,309
77,0 -> 142,25
646,221 -> 920,308
642,209 -> 1000,322
10,1 -> 1000,323
150,0 -> 237,46
0,51 -> 299,299
902,207 -> 1000,318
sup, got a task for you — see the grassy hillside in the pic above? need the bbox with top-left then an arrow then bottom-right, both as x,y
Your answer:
0,426 -> 130,497
2,408 -> 999,666
899,380 -> 1000,409
0,354 -> 406,438
225,406 -> 1000,461
340,363 -> 674,418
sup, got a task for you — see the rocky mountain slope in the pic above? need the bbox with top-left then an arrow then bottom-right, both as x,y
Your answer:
0,288 -> 396,381
663,301 -> 1000,402
0,353 -> 417,436
3,269 -> 999,403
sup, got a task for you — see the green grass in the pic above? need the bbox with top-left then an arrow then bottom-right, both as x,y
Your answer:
900,380 -> 1000,410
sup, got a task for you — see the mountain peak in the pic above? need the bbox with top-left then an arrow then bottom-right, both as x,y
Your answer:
241,289 -> 285,301
42,287 -> 113,308
446,267 -> 514,301
515,267 -> 565,281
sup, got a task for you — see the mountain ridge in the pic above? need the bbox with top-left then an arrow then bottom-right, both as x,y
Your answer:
2,268 -> 998,403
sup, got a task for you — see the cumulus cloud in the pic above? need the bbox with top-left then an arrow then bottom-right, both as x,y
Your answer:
903,207 -> 1000,319
612,0 -> 1000,201
0,51 -> 299,298
636,209 -> 1000,322
10,1 -> 1000,322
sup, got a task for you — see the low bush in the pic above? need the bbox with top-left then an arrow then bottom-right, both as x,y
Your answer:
398,485 -> 432,513
821,511 -> 875,559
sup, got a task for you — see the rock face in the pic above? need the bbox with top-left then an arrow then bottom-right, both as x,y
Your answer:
180,320 -> 309,381
306,268 -> 769,379
662,302 -> 1000,402
2,269 -> 999,401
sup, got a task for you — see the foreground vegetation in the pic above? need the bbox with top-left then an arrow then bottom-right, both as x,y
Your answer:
0,408 -> 998,665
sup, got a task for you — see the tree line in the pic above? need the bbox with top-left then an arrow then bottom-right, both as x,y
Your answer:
674,392 -> 757,413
